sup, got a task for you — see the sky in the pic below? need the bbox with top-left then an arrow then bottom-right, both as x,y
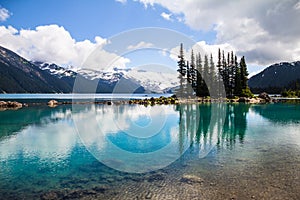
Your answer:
0,0 -> 300,77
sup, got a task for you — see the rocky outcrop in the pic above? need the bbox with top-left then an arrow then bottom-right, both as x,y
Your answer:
236,97 -> 268,104
0,101 -> 23,110
258,92 -> 272,102
47,100 -> 58,107
238,97 -> 250,103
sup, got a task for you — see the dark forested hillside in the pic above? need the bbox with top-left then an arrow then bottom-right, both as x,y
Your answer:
248,61 -> 300,93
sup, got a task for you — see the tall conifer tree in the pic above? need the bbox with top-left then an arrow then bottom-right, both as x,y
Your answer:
177,43 -> 186,97
190,49 -> 196,89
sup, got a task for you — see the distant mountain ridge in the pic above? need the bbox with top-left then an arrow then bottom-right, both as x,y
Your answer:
0,46 -> 178,94
0,46 -> 145,93
2,45 -> 300,95
248,61 -> 300,93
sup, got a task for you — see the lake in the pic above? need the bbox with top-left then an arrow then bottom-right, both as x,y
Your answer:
0,103 -> 299,199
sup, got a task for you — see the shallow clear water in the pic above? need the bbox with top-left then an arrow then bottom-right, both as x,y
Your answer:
0,103 -> 299,199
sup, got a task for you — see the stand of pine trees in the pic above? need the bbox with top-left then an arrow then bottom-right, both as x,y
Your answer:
177,43 -> 253,98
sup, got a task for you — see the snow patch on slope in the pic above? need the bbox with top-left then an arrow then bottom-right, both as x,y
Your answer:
125,68 -> 179,93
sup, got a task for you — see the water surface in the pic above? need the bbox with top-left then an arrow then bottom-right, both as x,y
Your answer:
0,103 -> 299,199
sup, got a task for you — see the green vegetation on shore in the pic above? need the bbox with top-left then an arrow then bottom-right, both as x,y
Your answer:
281,79 -> 300,97
281,89 -> 300,98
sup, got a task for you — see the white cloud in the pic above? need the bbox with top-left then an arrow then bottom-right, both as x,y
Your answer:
0,7 -> 10,22
0,25 -> 130,70
160,12 -> 172,21
294,1 -> 300,10
115,0 -> 127,4
160,48 -> 168,56
137,0 -> 300,66
127,41 -> 154,50
169,41 -> 235,63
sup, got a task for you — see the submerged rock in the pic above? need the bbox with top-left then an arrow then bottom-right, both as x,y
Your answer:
41,188 -> 98,200
92,185 -> 107,193
40,191 -> 61,200
181,174 -> 204,184
145,191 -> 153,199
64,189 -> 96,199
147,173 -> 165,182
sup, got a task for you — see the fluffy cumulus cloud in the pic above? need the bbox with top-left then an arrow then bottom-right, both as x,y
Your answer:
0,7 -> 11,22
138,0 -> 300,66
0,25 -> 130,69
160,12 -> 173,21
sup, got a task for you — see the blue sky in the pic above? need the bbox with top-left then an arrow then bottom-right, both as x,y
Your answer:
1,0 -> 300,76
0,0 -> 215,42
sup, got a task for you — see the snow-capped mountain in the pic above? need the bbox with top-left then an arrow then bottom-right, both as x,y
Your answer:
35,62 -> 179,93
124,68 -> 179,93
34,62 -> 77,78
77,68 -> 129,83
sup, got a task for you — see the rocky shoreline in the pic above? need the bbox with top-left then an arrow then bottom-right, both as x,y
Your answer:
0,101 -> 23,110
0,93 -> 294,111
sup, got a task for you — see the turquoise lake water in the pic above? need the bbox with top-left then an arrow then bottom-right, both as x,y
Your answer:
0,103 -> 299,199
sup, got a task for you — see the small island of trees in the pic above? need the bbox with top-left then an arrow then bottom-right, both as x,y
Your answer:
177,43 -> 253,98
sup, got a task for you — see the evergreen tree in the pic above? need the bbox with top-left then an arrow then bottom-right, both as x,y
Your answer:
234,55 -> 242,96
196,53 -> 203,77
228,51 -> 235,97
239,56 -> 253,97
209,53 -> 216,92
203,54 -> 209,81
177,43 -> 186,97
216,48 -> 223,96
186,61 -> 191,83
217,48 -> 222,73
202,54 -> 210,96
227,52 -> 230,69
195,53 -> 203,96
186,60 -> 194,95
177,43 -> 186,76
190,49 -> 196,89
222,50 -> 230,97
240,56 -> 248,89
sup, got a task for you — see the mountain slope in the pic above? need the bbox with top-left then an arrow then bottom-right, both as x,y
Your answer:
248,61 -> 300,93
0,46 -> 73,93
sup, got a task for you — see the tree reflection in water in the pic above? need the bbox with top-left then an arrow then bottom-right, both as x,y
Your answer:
176,103 -> 250,154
